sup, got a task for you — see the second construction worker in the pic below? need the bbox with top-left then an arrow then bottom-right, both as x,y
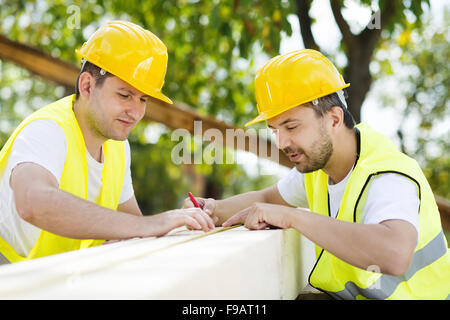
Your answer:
185,49 -> 449,299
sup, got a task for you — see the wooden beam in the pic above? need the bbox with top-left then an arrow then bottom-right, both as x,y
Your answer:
0,34 -> 79,89
0,227 -> 306,299
0,33 -> 291,167
145,98 -> 290,166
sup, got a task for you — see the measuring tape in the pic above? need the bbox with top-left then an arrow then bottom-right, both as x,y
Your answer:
155,224 -> 243,253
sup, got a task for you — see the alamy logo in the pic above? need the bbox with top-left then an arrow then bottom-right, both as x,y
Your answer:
171,121 -> 279,172
367,11 -> 381,30
66,5 -> 81,30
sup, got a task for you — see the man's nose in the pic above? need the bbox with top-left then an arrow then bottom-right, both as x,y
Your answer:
276,131 -> 291,150
127,98 -> 146,121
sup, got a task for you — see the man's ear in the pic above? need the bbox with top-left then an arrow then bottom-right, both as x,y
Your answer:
329,106 -> 344,128
78,72 -> 95,100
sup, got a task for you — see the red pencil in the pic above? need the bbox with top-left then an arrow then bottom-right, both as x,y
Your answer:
187,192 -> 201,208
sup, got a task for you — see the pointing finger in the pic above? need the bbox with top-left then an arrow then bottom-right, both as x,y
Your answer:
222,207 -> 250,227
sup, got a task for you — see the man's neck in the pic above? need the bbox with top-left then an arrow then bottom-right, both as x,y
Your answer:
72,99 -> 106,163
323,128 -> 358,184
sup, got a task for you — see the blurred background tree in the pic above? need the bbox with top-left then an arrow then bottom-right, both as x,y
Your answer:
0,0 -> 448,216
372,7 -> 449,198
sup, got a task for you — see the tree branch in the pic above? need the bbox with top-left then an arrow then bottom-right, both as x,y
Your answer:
359,1 -> 397,56
329,0 -> 356,50
295,0 -> 319,50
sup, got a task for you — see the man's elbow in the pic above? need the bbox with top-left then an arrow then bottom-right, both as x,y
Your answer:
15,186 -> 40,222
16,203 -> 33,222
377,220 -> 418,277
382,249 -> 414,277
384,260 -> 411,277
11,162 -> 60,223
15,185 -> 56,224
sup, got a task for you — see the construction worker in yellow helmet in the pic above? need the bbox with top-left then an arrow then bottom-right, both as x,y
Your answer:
0,21 -> 215,264
184,49 -> 449,299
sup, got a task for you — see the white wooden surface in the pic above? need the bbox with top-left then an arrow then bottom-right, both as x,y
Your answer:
0,226 -> 315,299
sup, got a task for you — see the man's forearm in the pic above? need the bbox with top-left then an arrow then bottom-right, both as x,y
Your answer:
20,186 -> 148,240
289,208 -> 416,275
12,163 -> 215,240
215,190 -> 266,224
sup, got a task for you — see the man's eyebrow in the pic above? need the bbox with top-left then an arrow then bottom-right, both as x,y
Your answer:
118,87 -> 150,98
268,118 -> 299,129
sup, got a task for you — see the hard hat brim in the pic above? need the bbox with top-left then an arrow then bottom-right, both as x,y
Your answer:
245,83 -> 350,127
149,90 -> 173,105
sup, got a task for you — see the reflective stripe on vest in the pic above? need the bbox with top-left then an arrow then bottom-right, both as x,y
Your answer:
325,230 -> 448,300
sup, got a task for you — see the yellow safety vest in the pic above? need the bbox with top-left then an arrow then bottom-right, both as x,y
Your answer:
305,122 -> 449,300
0,94 -> 125,263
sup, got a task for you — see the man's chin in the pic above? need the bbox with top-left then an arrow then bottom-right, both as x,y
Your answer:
294,163 -> 305,173
294,163 -> 318,174
107,131 -> 130,141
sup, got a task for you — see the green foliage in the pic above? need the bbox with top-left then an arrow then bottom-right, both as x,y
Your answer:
0,0 -> 291,213
0,0 -> 295,126
0,60 -> 67,145
0,0 -> 448,214
374,7 -> 450,198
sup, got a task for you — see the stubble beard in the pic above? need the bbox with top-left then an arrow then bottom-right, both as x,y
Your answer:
287,126 -> 333,174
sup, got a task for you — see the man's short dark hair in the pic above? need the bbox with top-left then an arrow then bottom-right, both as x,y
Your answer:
305,90 -> 355,129
75,61 -> 114,99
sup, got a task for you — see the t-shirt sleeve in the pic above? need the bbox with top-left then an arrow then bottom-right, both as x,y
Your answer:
363,173 -> 420,239
8,119 -> 67,185
277,167 -> 309,208
118,139 -> 134,204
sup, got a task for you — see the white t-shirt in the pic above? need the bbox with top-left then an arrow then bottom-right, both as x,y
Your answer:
277,167 -> 420,241
0,119 -> 134,257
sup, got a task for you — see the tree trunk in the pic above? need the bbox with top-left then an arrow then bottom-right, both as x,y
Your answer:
295,0 -> 397,123
344,47 -> 373,123
203,164 -> 224,200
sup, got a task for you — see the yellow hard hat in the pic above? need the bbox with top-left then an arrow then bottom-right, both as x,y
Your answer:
246,49 -> 349,126
76,20 -> 173,104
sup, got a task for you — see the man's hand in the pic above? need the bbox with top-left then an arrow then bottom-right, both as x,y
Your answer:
146,207 -> 215,237
222,202 -> 294,230
182,196 -> 218,226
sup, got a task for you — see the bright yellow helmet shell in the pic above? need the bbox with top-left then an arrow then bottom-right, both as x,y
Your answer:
246,49 -> 349,126
76,21 -> 173,104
